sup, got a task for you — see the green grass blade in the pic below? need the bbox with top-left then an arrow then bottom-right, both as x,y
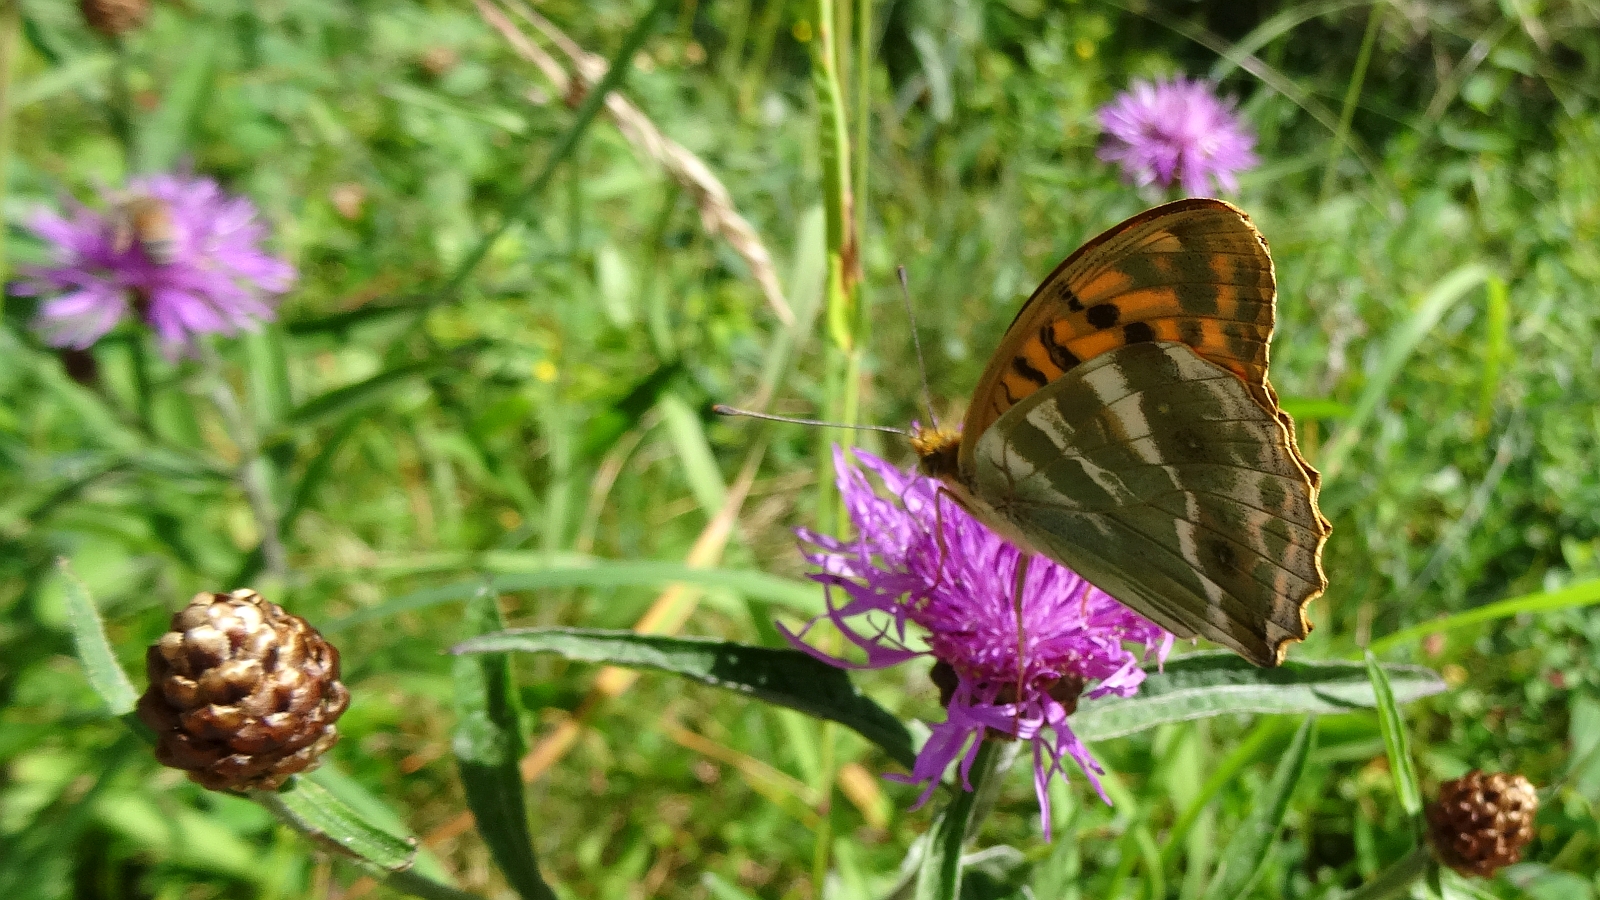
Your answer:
1202,715 -> 1316,900
1368,577 -> 1600,655
1161,719 -> 1285,869
915,740 -> 999,900
322,560 -> 824,633
658,392 -> 727,515
451,627 -> 915,769
1278,397 -> 1352,420
1477,274 -> 1510,432
1072,653 -> 1444,742
1320,264 -> 1490,482
57,559 -> 137,716
453,589 -> 555,900
1364,651 -> 1423,821
133,31 -> 217,173
280,344 -> 486,433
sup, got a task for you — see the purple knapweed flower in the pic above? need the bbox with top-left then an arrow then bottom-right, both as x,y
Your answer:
1097,76 -> 1258,196
785,447 -> 1173,835
15,173 -> 295,356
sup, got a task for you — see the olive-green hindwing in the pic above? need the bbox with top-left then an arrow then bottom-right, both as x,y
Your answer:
964,341 -> 1325,667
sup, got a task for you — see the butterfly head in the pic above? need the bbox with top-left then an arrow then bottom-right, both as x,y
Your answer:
909,421 -> 962,482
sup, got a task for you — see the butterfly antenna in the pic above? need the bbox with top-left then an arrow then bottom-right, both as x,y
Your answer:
898,265 -> 939,430
712,405 -> 910,437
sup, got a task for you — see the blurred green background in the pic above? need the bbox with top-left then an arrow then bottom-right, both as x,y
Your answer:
2,0 -> 1598,897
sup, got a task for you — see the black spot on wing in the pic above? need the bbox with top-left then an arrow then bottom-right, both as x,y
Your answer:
1058,283 -> 1085,311
1086,303 -> 1121,329
1011,355 -> 1049,387
1123,321 -> 1157,343
1039,326 -> 1080,371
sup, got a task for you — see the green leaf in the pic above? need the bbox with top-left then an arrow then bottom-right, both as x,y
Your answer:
133,31 -> 217,172
1072,652 -> 1445,741
452,589 -> 555,900
1368,577 -> 1600,655
305,769 -> 452,883
915,741 -> 1000,900
57,559 -> 137,716
1202,715 -> 1316,900
451,628 -> 915,769
323,560 -> 824,633
253,776 -> 418,873
1365,651 -> 1424,821
256,774 -> 485,900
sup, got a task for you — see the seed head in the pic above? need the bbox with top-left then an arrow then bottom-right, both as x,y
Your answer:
80,0 -> 149,38
1425,770 -> 1538,877
136,590 -> 350,791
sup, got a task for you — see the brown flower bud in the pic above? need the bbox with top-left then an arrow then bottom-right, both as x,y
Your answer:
80,0 -> 150,38
1426,770 -> 1538,877
137,590 -> 350,791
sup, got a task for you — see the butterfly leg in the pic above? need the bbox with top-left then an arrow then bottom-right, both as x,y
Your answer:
1012,552 -> 1030,733
929,486 -> 957,591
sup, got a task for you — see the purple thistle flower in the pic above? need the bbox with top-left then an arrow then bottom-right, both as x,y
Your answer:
785,447 -> 1173,835
1097,76 -> 1259,196
15,173 -> 295,357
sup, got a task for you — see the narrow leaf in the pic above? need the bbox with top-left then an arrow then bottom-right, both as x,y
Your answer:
915,741 -> 1000,900
253,777 -> 418,872
1202,715 -> 1316,900
1365,651 -> 1424,820
58,559 -> 137,716
1368,577 -> 1600,655
1072,652 -> 1444,741
1320,264 -> 1490,480
453,589 -> 555,900
452,627 -> 915,769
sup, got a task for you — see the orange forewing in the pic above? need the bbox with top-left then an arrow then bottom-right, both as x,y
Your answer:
960,199 -> 1278,445
956,197 -> 1327,529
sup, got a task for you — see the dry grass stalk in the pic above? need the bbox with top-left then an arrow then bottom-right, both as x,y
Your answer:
474,0 -> 795,327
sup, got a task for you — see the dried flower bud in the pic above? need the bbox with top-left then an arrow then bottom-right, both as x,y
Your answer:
420,45 -> 458,78
137,589 -> 350,791
80,0 -> 149,38
1426,770 -> 1538,877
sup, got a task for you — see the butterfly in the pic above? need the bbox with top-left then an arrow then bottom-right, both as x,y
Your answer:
910,198 -> 1329,667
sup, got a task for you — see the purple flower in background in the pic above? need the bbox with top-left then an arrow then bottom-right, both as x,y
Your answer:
785,447 -> 1172,835
1097,76 -> 1258,196
16,173 -> 295,356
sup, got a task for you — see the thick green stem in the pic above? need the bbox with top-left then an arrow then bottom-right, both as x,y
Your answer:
201,347 -> 287,583
916,739 -> 1003,900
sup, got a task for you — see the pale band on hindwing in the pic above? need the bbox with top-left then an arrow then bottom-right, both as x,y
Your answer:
966,341 -> 1323,667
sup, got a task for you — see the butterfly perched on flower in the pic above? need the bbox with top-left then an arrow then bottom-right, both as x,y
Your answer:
910,198 -> 1328,667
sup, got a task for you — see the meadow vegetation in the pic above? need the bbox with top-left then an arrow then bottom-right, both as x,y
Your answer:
2,0 -> 1599,898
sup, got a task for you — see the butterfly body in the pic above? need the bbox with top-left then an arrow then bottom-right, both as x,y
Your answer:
913,199 -> 1328,667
